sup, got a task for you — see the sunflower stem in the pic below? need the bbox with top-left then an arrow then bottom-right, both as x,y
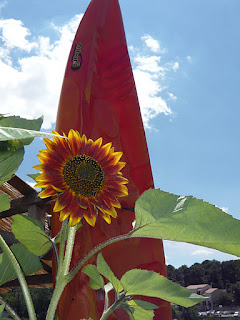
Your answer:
57,219 -> 68,275
100,294 -> 126,320
0,235 -> 37,320
51,239 -> 59,272
67,231 -> 132,282
46,223 -> 78,320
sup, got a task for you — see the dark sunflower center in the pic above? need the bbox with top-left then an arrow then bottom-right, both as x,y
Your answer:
62,155 -> 105,197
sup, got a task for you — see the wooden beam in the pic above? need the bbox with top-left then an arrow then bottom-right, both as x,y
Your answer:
1,274 -> 53,288
0,194 -> 50,219
8,175 -> 36,196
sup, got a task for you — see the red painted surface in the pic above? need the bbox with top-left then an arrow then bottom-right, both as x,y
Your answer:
53,0 -> 172,318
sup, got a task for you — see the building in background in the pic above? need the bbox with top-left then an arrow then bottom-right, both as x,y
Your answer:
187,284 -> 220,310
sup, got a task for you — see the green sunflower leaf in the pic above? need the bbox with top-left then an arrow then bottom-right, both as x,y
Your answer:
12,215 -> 52,256
0,194 -> 10,213
0,115 -> 43,145
97,252 -> 123,293
128,300 -> 158,311
27,173 -> 40,182
132,188 -> 240,258
0,243 -> 42,286
82,264 -> 105,290
0,126 -> 54,143
123,300 -> 158,320
0,303 -> 5,317
120,269 -> 206,307
0,147 -> 24,186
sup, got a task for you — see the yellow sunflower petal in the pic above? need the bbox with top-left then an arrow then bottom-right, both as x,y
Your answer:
119,185 -> 128,197
68,129 -> 80,144
69,215 -> 82,227
32,164 -> 43,171
102,142 -> 112,154
36,173 -> 47,182
110,152 -> 123,165
35,181 -> 48,188
100,211 -> 111,224
59,210 -> 70,222
94,137 -> 102,148
111,198 -> 121,209
83,211 -> 96,227
51,184 -> 65,192
39,187 -> 56,198
37,154 -> 46,164
118,162 -> 126,171
44,138 -> 55,149
53,199 -> 66,212
119,177 -> 129,184
100,206 -> 117,218
81,134 -> 87,144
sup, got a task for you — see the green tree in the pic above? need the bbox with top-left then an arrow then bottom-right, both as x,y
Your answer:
231,281 -> 240,305
217,291 -> 233,306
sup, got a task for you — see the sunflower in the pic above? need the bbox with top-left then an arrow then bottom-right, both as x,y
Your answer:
33,130 -> 128,227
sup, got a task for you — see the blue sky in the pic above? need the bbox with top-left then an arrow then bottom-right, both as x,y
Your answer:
1,0 -> 240,268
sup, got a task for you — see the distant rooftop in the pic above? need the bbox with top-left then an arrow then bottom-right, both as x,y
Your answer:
187,284 -> 209,290
205,288 -> 219,294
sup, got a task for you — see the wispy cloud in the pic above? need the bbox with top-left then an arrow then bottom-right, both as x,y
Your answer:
130,35 -> 179,128
0,1 -> 7,12
164,240 -> 238,267
191,248 -> 214,256
168,92 -> 177,101
141,34 -> 167,54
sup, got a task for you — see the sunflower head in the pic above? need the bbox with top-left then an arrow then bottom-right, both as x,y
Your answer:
33,130 -> 128,227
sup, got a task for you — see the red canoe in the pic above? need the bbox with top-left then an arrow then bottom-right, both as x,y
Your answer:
53,0 -> 172,318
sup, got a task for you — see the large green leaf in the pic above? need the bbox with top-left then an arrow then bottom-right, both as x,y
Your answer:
0,127 -> 53,143
0,243 -> 42,286
120,269 -> 206,307
0,194 -> 10,213
97,252 -> 123,293
123,300 -> 158,320
0,115 -> 43,145
82,264 -> 105,290
0,147 -> 24,186
132,189 -> 240,257
12,215 -> 52,256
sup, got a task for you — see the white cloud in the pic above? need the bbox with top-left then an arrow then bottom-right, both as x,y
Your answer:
134,55 -> 164,74
133,69 -> 171,126
172,61 -> 179,72
0,14 -> 82,129
0,18 -> 37,51
164,241 -> 238,267
168,92 -> 177,101
130,36 -> 180,128
141,34 -> 166,54
191,248 -> 214,256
